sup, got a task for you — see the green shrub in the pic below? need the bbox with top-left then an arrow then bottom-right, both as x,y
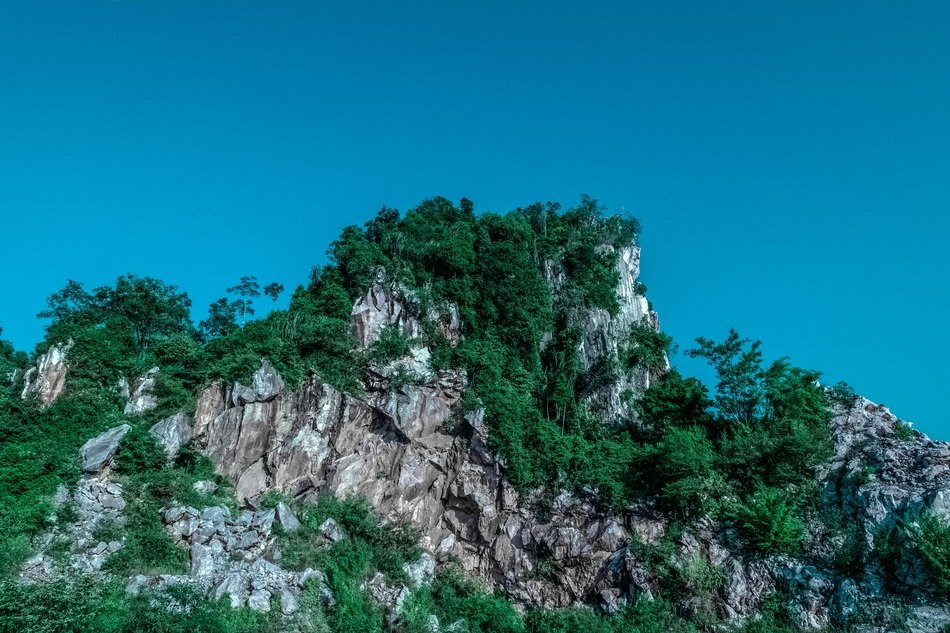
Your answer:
621,321 -> 672,370
277,495 -> 426,631
651,426 -> 725,515
0,576 -> 284,633
909,511 -> 950,593
731,486 -> 806,555
894,420 -> 915,441
113,424 -> 167,475
367,325 -> 414,366
827,381 -> 857,408
423,565 -> 525,633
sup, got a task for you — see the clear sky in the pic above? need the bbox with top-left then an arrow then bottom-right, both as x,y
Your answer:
1,1 -> 948,437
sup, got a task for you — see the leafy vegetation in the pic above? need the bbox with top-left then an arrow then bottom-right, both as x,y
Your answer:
908,511 -> 950,593
635,331 -> 832,551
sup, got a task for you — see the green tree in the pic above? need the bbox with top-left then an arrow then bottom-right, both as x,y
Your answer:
686,329 -> 765,426
263,282 -> 284,301
227,276 -> 260,325
199,298 -> 239,340
909,511 -> 950,593
636,370 -> 712,438
38,275 -> 193,364
0,327 -> 26,387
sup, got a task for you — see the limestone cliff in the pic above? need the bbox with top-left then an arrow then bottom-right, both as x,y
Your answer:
18,241 -> 950,632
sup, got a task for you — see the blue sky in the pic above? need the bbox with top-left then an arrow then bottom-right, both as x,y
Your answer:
1,1 -> 948,437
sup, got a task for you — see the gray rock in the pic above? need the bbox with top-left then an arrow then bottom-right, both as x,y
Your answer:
319,518 -> 345,542
214,573 -> 248,608
190,542 -> 217,576
251,359 -> 285,401
200,505 -> 230,524
366,571 -> 411,615
298,568 -> 326,588
251,508 -> 275,533
125,367 -> 159,415
192,480 -> 218,495
279,587 -> 299,615
149,412 -> 194,459
276,502 -> 301,532
231,360 -> 285,406
19,553 -> 53,583
403,552 -> 436,587
80,424 -> 131,474
247,588 -> 271,612
830,579 -> 859,625
126,574 -> 149,595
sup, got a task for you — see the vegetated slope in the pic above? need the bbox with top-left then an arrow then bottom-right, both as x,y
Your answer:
1,196 -> 948,633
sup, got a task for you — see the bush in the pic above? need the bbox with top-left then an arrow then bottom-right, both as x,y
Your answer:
367,325 -> 413,366
649,426 -> 725,515
113,424 -> 167,475
422,565 -> 526,633
909,511 -> 950,593
0,576 -> 283,633
894,420 -> 916,441
731,486 -> 806,555
621,321 -> 672,370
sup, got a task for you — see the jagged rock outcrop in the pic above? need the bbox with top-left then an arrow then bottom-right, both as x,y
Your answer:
23,424 -> 133,582
132,503 -> 332,614
544,246 -> 664,424
124,366 -> 159,414
21,478 -> 126,582
149,412 -> 194,459
22,239 -> 950,631
351,281 -> 445,380
192,280 -> 668,611
819,397 -> 950,630
21,340 -> 73,406
81,424 -> 131,474
188,260 -> 950,629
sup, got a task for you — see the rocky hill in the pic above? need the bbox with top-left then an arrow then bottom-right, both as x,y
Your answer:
2,198 -> 950,633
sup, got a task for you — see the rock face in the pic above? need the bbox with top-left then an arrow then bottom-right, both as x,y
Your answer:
21,478 -> 126,582
188,256 -> 950,629
80,424 -> 131,474
149,412 -> 194,459
125,367 -> 160,415
24,241 -> 950,631
192,270 -> 671,611
351,281 -> 440,380
134,504 -> 331,614
819,397 -> 950,630
545,246 -> 664,425
21,340 -> 73,407
578,246 -> 666,424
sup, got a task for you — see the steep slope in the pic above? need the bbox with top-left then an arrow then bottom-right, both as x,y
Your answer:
6,199 -> 950,633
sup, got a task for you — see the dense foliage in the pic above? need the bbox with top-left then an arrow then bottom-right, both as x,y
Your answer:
635,331 -> 832,553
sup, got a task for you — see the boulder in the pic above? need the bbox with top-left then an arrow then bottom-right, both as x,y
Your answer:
231,360 -> 285,406
193,480 -> 218,495
319,518 -> 345,542
149,412 -> 194,459
276,502 -> 301,532
80,424 -> 131,474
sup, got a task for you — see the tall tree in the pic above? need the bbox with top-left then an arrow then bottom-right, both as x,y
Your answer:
227,276 -> 260,325
263,282 -> 284,302
39,275 -> 192,355
199,298 -> 239,340
686,329 -> 766,426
